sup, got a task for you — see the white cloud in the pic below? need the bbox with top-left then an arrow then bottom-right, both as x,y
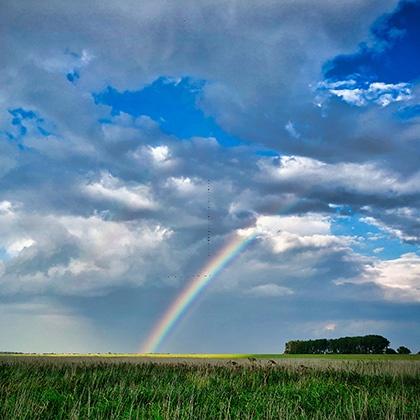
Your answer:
0,204 -> 174,294
258,155 -> 420,196
255,214 -> 331,236
149,145 -> 170,163
133,144 -> 177,170
83,172 -> 157,211
59,214 -> 172,264
246,283 -> 293,297
361,212 -> 420,243
319,80 -> 412,107
165,176 -> 203,196
33,48 -> 94,74
344,253 -> 420,302
6,238 -> 36,256
0,201 -> 14,215
270,232 -> 350,254
238,213 -> 350,254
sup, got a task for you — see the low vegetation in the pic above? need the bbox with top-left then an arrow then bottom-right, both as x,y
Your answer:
0,357 -> 419,419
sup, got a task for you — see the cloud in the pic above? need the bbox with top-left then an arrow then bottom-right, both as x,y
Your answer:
242,214 -> 331,236
318,80 -> 412,107
6,238 -> 36,256
0,0 -> 401,156
148,145 -> 171,164
256,155 -> 420,244
238,213 -> 353,254
0,0 -> 418,352
245,283 -> 294,297
340,253 -> 420,302
360,210 -> 420,243
165,176 -> 204,197
258,155 -> 420,197
213,212 -> 365,300
0,201 -> 14,215
0,204 -> 174,295
83,172 -> 158,211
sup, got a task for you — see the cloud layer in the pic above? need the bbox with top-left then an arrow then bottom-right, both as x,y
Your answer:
0,0 -> 418,352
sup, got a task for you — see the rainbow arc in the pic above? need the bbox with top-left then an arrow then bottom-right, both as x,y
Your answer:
140,232 -> 256,353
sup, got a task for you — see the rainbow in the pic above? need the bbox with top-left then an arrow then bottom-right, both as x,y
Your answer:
141,231 -> 256,353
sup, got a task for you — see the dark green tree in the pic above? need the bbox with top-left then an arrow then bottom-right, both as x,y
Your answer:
397,346 -> 411,354
284,335 -> 390,354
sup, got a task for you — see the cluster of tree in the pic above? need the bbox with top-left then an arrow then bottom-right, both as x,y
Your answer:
385,346 -> 412,354
284,335 -> 395,354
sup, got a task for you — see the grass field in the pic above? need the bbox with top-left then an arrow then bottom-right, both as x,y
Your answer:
0,354 -> 419,419
6,352 -> 420,360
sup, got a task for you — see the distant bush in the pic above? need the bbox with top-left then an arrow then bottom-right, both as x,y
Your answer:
385,348 -> 397,354
397,346 -> 411,355
284,335 -> 390,354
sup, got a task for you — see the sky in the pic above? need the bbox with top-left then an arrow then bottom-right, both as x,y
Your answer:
0,0 -> 419,353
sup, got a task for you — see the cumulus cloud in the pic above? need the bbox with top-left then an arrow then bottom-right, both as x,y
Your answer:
148,145 -> 171,164
253,214 -> 331,236
0,0 -> 403,158
0,203 -> 173,295
209,212 -> 365,300
132,144 -> 178,171
256,155 -> 420,244
165,176 -> 204,197
361,210 -> 420,243
318,80 -> 412,107
6,238 -> 36,256
238,213 -> 352,254
0,201 -> 14,215
258,155 -> 420,197
83,172 -> 158,211
344,253 -> 420,302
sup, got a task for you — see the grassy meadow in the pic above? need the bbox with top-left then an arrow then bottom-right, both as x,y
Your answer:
0,354 -> 419,419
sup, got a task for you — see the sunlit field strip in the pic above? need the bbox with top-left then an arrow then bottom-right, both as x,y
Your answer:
4,353 -> 420,360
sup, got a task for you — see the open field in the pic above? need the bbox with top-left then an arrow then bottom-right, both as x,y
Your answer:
1,353 -> 420,374
3,352 -> 420,360
1,354 -> 419,419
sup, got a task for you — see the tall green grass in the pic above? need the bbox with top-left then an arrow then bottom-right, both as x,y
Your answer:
0,361 -> 419,419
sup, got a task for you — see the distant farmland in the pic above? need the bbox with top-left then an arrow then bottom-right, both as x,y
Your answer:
1,354 -> 419,419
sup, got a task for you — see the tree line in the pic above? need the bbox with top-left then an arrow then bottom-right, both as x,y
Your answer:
284,335 -> 412,354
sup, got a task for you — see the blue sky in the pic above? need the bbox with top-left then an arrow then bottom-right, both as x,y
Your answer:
94,77 -> 242,146
324,0 -> 420,84
0,0 -> 419,353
